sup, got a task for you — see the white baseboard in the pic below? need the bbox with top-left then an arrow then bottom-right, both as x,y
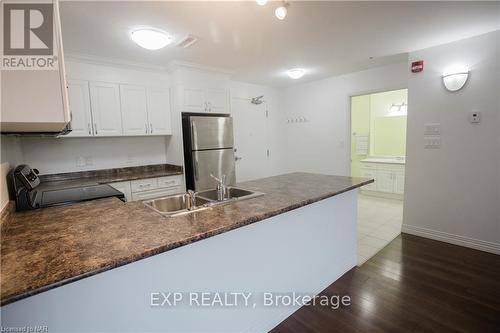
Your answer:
402,224 -> 500,255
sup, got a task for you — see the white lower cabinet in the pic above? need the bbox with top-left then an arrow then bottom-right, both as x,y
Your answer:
108,181 -> 132,202
361,163 -> 405,194
131,186 -> 181,201
108,175 -> 183,202
394,171 -> 405,194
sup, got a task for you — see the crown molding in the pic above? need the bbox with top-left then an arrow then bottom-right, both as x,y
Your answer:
166,60 -> 234,76
64,52 -> 167,72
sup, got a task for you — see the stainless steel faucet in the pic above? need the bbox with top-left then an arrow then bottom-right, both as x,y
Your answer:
187,190 -> 196,209
210,173 -> 227,201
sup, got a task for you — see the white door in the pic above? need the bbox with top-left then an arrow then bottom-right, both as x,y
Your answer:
183,88 -> 206,112
120,84 -> 149,136
147,88 -> 172,135
206,89 -> 228,113
89,82 -> 123,136
231,98 -> 268,182
394,170 -> 405,194
376,170 -> 395,193
66,79 -> 93,137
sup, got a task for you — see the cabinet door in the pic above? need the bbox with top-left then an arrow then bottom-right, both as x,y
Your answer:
108,181 -> 132,202
89,82 -> 123,136
376,170 -> 394,193
120,84 -> 149,136
361,168 -> 377,191
183,88 -> 207,112
66,80 -> 93,137
147,89 -> 172,135
394,171 -> 405,194
205,89 -> 228,113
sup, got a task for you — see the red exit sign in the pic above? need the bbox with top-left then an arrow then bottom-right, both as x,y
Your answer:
411,60 -> 424,73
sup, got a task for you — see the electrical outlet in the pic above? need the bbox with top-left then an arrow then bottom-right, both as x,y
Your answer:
84,156 -> 93,166
469,111 -> 480,124
76,157 -> 86,167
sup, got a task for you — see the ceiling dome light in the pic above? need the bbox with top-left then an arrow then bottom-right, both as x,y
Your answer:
442,64 -> 469,92
256,0 -> 267,5
130,29 -> 172,50
286,68 -> 305,79
275,5 -> 288,20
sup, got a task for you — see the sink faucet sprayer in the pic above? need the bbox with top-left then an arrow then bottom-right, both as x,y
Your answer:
210,173 -> 227,201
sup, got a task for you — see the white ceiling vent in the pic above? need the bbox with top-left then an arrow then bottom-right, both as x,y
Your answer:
177,35 -> 198,49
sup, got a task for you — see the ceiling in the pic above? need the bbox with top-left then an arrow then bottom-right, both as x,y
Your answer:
60,1 -> 500,87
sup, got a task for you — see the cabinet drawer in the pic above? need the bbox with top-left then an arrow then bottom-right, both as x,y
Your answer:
131,178 -> 158,193
157,175 -> 182,189
131,186 -> 182,201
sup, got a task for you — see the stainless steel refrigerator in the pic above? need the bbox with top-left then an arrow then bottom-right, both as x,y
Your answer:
182,113 -> 236,191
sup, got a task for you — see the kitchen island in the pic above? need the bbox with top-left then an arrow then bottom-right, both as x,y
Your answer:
1,173 -> 372,332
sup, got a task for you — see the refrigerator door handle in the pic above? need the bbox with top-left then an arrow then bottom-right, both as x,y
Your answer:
194,159 -> 199,180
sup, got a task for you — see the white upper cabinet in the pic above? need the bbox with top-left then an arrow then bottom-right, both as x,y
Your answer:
181,87 -> 229,113
66,80 -> 93,137
147,88 -> 172,135
65,77 -> 171,137
120,85 -> 149,136
183,88 -> 206,112
205,89 -> 228,113
0,0 -> 70,133
89,82 -> 123,136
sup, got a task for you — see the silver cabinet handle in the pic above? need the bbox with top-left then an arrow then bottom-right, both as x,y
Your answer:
150,123 -> 153,134
145,123 -> 148,134
88,123 -> 92,135
94,123 -> 98,135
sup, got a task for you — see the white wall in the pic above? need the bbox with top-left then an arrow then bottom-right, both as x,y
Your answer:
1,136 -> 23,167
282,62 -> 408,176
20,137 -> 169,175
403,30 -> 500,254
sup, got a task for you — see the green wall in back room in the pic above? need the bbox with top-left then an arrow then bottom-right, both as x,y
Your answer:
373,116 -> 407,156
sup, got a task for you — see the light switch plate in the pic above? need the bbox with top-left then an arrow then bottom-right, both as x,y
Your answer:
424,136 -> 441,149
424,123 -> 441,135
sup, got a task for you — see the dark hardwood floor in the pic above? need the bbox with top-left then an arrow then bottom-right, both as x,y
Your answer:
271,233 -> 500,333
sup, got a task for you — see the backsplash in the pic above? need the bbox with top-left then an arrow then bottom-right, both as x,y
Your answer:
20,136 -> 170,175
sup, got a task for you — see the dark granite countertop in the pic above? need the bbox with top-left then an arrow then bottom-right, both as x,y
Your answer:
0,173 -> 372,306
38,163 -> 183,189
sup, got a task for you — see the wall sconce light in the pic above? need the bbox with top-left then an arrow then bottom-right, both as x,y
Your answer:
442,64 -> 469,92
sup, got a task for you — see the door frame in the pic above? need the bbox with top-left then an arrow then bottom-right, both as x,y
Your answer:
347,86 -> 408,177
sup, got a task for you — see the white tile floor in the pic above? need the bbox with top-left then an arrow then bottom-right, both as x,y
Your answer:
357,193 -> 403,265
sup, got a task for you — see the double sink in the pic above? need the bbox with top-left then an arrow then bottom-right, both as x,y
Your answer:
144,186 -> 264,217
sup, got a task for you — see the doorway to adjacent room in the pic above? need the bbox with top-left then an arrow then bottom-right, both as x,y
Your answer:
350,88 -> 408,265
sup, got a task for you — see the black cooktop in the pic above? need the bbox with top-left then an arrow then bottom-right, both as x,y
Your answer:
39,184 -> 125,208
